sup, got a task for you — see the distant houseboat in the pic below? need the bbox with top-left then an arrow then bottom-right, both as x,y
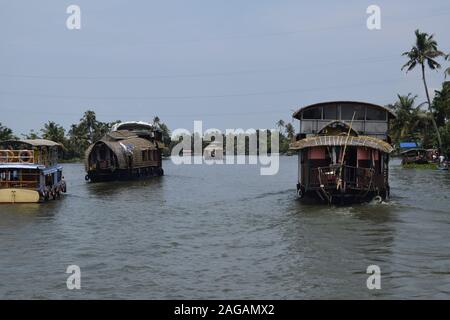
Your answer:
289,101 -> 396,204
85,121 -> 165,182
400,148 -> 429,165
204,140 -> 224,160
0,139 -> 66,203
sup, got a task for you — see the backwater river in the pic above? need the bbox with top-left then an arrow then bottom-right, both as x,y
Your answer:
0,157 -> 449,299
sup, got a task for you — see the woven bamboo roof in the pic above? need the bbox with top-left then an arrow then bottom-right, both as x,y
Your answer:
84,135 -> 160,169
289,135 -> 394,153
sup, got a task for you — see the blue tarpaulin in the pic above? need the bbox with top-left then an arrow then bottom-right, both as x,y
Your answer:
400,142 -> 418,148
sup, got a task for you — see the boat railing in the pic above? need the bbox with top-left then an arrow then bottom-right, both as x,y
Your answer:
310,165 -> 375,190
0,150 -> 35,164
0,181 -> 40,189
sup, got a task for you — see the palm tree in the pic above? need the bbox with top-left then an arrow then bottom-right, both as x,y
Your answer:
41,121 -> 66,144
390,94 -> 431,146
81,110 -> 98,144
0,123 -> 15,141
402,29 -> 446,149
285,123 -> 295,142
433,81 -> 450,126
21,130 -> 40,140
276,119 -> 285,129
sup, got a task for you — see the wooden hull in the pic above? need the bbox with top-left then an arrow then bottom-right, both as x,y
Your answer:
0,188 -> 40,203
86,166 -> 164,183
297,185 -> 389,205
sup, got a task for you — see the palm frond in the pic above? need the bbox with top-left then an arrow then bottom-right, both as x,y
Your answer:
427,57 -> 441,70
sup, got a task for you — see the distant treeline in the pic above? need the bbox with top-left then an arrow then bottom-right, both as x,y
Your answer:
0,112 -> 171,160
0,111 -> 297,160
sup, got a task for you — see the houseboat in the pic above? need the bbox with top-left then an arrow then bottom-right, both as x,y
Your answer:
0,139 -> 66,203
85,121 -> 165,182
400,148 -> 429,165
289,101 -> 396,204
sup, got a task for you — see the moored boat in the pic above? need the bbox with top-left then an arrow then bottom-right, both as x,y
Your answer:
84,121 -> 165,182
289,101 -> 396,204
400,148 -> 429,165
0,139 -> 66,203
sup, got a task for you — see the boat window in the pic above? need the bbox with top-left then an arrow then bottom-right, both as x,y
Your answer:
341,105 -> 365,120
366,107 -> 386,121
323,105 -> 338,120
302,107 -> 322,119
46,174 -> 52,186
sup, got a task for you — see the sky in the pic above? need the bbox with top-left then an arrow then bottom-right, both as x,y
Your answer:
1,0 -> 449,136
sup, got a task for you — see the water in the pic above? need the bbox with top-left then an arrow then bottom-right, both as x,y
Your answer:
0,157 -> 449,299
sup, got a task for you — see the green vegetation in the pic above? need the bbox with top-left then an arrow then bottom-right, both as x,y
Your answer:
390,29 -> 450,156
276,120 -> 296,154
0,111 -> 170,161
0,123 -> 16,141
402,163 -> 438,170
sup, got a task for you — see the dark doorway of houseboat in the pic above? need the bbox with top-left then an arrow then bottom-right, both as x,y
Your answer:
345,147 -> 357,167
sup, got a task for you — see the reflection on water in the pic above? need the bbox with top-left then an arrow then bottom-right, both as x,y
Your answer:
0,157 -> 449,299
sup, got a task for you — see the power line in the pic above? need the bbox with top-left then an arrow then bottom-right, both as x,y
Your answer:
0,55 -> 400,80
0,77 -> 405,102
0,106 -> 289,119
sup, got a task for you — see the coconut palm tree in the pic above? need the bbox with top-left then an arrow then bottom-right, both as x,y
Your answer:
402,29 -> 446,149
433,81 -> 450,126
390,94 -> 432,146
41,121 -> 66,144
0,123 -> 15,141
285,123 -> 295,142
21,130 -> 40,140
80,110 -> 98,144
276,120 -> 285,134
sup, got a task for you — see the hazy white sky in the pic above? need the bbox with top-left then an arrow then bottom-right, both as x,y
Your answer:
1,0 -> 449,135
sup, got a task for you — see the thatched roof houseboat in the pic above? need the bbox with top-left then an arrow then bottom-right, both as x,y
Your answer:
85,121 -> 165,182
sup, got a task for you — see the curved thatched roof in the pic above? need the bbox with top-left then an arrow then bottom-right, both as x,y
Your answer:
85,134 -> 159,170
292,101 -> 396,120
289,135 -> 394,153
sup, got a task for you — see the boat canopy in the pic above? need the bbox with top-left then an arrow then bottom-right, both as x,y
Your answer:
292,101 -> 396,120
0,164 -> 45,170
399,142 -> 419,148
111,121 -> 156,132
84,135 -> 159,170
0,139 -> 62,148
289,135 -> 394,153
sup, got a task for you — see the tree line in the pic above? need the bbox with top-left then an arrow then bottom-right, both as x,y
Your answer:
0,111 -> 171,160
